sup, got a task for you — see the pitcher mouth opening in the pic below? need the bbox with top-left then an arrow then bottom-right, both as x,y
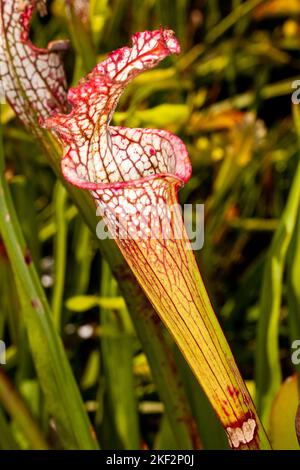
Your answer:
61,126 -> 192,192
62,166 -> 185,192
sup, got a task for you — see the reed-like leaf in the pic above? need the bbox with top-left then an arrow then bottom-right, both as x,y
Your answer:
99,260 -> 140,450
287,106 -> 300,375
0,369 -> 48,450
0,406 -> 19,450
255,105 -> 300,426
51,182 -> 68,331
0,107 -> 98,449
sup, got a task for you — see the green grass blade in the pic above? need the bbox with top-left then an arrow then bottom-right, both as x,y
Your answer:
0,370 -> 47,449
287,105 -> 300,376
206,0 -> 265,44
287,210 -> 300,374
51,182 -> 68,331
0,406 -> 19,450
65,1 -> 96,79
0,112 -> 99,450
99,260 -> 140,450
255,106 -> 300,426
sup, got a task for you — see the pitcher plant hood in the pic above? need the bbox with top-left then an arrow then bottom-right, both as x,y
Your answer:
45,28 -> 191,191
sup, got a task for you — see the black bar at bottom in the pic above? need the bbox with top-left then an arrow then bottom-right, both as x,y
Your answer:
0,450 -> 298,467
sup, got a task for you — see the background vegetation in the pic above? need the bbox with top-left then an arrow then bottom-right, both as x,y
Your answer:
0,0 -> 300,450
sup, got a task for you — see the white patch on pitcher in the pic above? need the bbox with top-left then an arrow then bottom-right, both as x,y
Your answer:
226,418 -> 256,448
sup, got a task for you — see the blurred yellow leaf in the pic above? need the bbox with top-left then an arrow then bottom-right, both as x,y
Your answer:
116,104 -> 189,132
283,19 -> 299,37
66,295 -> 125,312
269,375 -> 300,450
245,380 -> 256,400
133,353 -> 151,378
189,110 -> 244,132
133,68 -> 176,85
0,104 -> 15,124
254,0 -> 300,18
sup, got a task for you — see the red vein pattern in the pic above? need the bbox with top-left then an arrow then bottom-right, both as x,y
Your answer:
0,0 -> 68,136
45,28 -> 270,449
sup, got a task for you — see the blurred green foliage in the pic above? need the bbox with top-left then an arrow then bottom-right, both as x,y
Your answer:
0,0 -> 300,450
